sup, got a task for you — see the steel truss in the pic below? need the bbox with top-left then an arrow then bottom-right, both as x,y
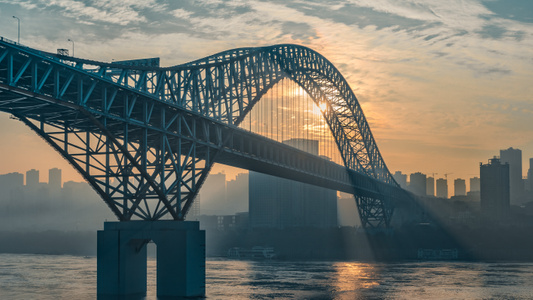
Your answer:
0,37 -> 403,227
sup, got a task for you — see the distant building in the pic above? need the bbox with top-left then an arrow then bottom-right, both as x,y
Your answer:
196,215 -> 218,230
480,157 -> 510,219
393,171 -> 408,189
454,178 -> 466,196
198,172 -> 227,215
226,173 -> 249,214
436,178 -> 448,199
63,180 -> 93,194
0,172 -> 24,190
466,191 -> 481,202
196,212 -> 249,231
0,172 -> 24,202
426,176 -> 435,197
26,169 -> 39,187
409,172 -> 427,196
49,168 -> 62,190
189,194 -> 201,219
527,158 -> 533,192
249,139 -> 337,229
470,177 -> 480,192
500,147 -> 523,205
249,172 -> 279,228
196,172 -> 249,216
217,215 -> 236,231
234,212 -> 249,229
249,172 -> 337,229
525,158 -> 533,202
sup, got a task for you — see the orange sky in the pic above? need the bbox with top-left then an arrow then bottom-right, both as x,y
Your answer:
0,0 -> 532,195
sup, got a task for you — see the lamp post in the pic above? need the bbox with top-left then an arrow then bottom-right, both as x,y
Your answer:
68,38 -> 74,57
12,16 -> 20,44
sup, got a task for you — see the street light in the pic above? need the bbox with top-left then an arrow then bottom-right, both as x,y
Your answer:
68,38 -> 74,57
12,16 -> 20,44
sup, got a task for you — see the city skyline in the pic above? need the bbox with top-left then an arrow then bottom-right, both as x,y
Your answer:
1,144 -> 529,197
1,2 -> 532,298
0,1 -> 531,183
0,162 -> 505,200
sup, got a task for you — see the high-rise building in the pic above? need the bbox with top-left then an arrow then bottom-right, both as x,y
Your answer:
454,178 -> 466,196
249,139 -> 337,229
526,158 -> 533,192
409,172 -> 427,196
49,168 -> 62,190
0,172 -> 24,191
226,172 -> 249,214
436,178 -> 448,199
500,147 -> 523,205
480,157 -> 510,219
189,194 -> 201,219
26,169 -> 39,187
470,177 -> 480,192
198,172 -> 227,215
393,171 -> 408,189
426,176 -> 435,197
526,158 -> 533,202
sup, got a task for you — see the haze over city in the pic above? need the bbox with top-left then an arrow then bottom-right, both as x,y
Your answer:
0,0 -> 532,185
2,1 -> 533,299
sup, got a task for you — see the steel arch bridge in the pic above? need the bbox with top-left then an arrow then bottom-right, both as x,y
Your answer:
0,37 -> 407,228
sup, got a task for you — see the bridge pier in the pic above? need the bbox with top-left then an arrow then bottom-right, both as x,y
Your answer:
97,221 -> 205,298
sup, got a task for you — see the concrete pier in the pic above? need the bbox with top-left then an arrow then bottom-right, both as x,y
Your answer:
97,221 -> 205,298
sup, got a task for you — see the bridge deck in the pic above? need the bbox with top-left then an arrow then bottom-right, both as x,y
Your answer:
0,38 -> 408,227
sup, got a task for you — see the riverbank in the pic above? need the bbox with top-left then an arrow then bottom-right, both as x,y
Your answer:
1,224 -> 532,262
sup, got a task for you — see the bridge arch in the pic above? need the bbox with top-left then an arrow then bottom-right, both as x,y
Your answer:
160,44 -> 398,227
0,39 -> 403,228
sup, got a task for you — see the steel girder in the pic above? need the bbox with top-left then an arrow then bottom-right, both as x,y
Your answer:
48,44 -> 392,183
0,38 -> 403,227
84,45 -> 394,183
286,70 -> 394,228
0,40 -> 219,221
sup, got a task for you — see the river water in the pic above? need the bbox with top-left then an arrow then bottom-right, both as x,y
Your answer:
0,253 -> 532,299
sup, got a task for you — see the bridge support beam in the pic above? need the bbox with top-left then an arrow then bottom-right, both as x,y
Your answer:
97,221 -> 205,298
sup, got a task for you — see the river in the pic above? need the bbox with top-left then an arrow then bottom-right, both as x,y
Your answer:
0,253 -> 532,299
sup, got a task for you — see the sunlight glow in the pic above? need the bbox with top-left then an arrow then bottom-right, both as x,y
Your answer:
240,78 -> 343,164
332,262 -> 380,293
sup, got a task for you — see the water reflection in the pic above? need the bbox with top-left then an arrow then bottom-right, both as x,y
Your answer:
2,254 -> 533,299
332,262 -> 380,291
219,260 -> 385,299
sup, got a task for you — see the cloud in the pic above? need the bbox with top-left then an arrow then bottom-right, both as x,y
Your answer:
43,0 -> 148,25
281,21 -> 317,42
477,24 -> 507,39
0,0 -> 532,181
347,0 -> 493,29
171,8 -> 193,19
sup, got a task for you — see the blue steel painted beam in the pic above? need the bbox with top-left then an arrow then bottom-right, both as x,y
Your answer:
0,38 -> 409,227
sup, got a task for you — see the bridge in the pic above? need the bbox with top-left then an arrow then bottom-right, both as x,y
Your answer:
0,37 -> 409,297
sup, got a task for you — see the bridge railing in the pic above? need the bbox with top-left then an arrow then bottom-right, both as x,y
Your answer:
0,36 -> 18,45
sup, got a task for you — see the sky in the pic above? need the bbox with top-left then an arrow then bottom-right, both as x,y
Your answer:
0,0 -> 532,190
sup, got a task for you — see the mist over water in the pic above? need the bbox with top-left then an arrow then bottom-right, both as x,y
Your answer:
0,254 -> 532,299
